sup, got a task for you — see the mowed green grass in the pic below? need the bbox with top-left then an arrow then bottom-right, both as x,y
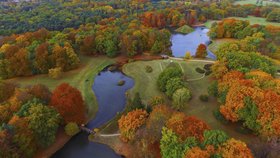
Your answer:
8,56 -> 114,119
234,0 -> 280,6
204,16 -> 280,28
123,59 -> 255,143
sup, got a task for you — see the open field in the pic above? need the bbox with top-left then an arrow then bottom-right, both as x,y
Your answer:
123,59 -> 256,143
8,56 -> 114,118
204,16 -> 280,28
234,0 -> 280,6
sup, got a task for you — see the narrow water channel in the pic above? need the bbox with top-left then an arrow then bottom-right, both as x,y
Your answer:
52,68 -> 134,158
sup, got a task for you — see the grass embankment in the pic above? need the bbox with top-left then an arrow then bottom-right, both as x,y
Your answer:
234,0 -> 280,6
8,56 -> 114,118
120,59 -> 255,143
175,25 -> 194,34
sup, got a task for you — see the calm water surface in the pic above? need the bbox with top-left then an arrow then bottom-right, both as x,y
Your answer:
171,27 -> 216,59
52,69 -> 134,158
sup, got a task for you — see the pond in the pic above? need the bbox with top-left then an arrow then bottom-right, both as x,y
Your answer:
53,26 -> 215,158
52,68 -> 134,158
171,27 -> 216,59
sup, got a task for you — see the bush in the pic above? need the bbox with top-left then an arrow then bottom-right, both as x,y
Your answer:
65,122 -> 80,136
205,70 -> 212,76
199,94 -> 209,102
195,67 -> 205,74
108,65 -> 118,72
208,81 -> 218,97
213,109 -> 229,125
203,64 -> 213,71
48,67 -> 62,79
145,65 -> 153,73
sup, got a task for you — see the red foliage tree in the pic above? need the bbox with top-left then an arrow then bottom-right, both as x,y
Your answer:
50,83 -> 86,124
166,113 -> 210,141
195,44 -> 207,58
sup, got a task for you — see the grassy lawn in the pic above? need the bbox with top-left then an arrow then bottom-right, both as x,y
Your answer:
204,16 -> 280,28
122,59 -> 256,143
234,0 -> 280,6
208,38 -> 239,53
8,56 -> 114,119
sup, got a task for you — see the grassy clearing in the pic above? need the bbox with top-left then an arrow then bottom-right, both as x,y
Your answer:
122,59 -> 255,143
227,16 -> 280,26
204,16 -> 280,28
234,0 -> 280,6
208,38 -> 239,53
8,56 -> 114,119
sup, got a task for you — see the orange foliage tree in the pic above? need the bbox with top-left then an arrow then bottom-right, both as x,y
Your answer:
166,113 -> 210,141
218,138 -> 253,158
118,109 -> 148,142
50,83 -> 86,124
185,147 -> 210,158
195,44 -> 207,58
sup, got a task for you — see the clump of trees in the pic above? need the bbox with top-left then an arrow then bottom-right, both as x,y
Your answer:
209,19 -> 280,60
209,69 -> 280,137
157,65 -> 192,109
0,82 -> 86,157
118,103 -> 253,158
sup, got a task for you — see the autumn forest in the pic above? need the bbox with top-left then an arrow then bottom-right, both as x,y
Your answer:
0,0 -> 280,158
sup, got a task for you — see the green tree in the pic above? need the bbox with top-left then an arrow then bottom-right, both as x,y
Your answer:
157,67 -> 183,92
160,127 -> 184,158
166,77 -> 185,98
237,97 -> 261,133
202,130 -> 229,148
172,88 -> 192,109
28,104 -> 61,148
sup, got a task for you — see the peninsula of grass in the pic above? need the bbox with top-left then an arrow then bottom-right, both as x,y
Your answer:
122,59 -> 255,143
8,56 -> 114,119
175,25 -> 194,34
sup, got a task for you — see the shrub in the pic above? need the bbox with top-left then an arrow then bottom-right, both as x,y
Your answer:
199,94 -> 209,102
145,65 -> 153,73
205,70 -> 212,76
203,64 -> 213,71
48,67 -> 62,79
65,122 -> 80,136
195,67 -> 205,74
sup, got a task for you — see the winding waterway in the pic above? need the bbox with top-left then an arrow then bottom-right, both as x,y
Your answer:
53,26 -> 215,157
52,69 -> 134,158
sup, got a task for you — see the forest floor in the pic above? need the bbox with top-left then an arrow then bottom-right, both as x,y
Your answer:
120,59 -> 256,143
